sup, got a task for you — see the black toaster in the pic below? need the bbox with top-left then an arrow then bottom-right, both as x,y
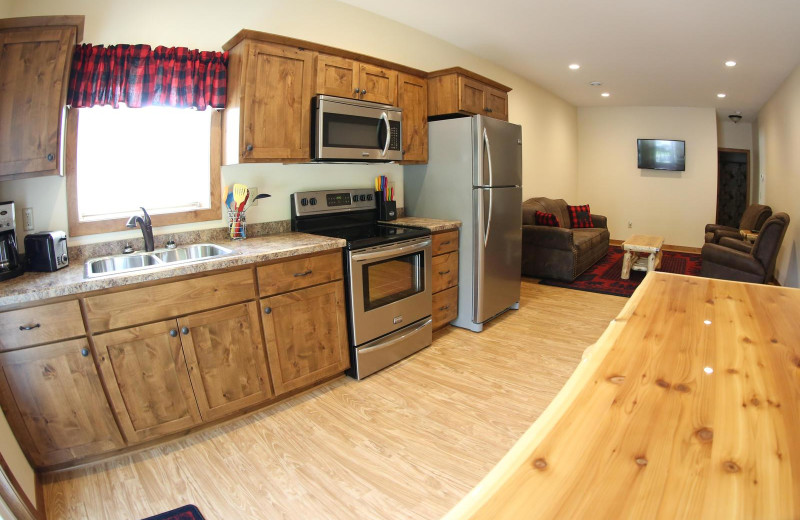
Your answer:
25,231 -> 69,272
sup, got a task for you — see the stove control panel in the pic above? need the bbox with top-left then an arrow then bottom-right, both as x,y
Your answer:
292,188 -> 376,217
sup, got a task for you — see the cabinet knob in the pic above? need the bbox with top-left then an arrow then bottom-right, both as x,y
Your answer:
47,153 -> 55,161
361,89 -> 366,95
245,144 -> 253,152
80,348 -> 90,357
264,306 -> 272,314
181,326 -> 190,335
485,108 -> 493,113
169,329 -> 178,337
19,323 -> 41,331
353,88 -> 360,94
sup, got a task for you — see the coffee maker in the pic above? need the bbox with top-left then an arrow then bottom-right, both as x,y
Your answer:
0,201 -> 24,281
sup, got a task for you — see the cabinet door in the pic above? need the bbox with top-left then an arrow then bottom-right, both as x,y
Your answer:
0,338 -> 124,467
179,302 -> 273,421
241,42 -> 313,160
0,26 -> 75,179
485,86 -> 509,121
261,282 -> 349,395
397,72 -> 428,163
358,63 -> 397,105
316,54 -> 358,98
94,321 -> 202,444
458,75 -> 487,115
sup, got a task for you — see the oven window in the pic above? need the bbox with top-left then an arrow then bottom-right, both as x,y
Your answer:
362,252 -> 424,311
323,113 -> 383,149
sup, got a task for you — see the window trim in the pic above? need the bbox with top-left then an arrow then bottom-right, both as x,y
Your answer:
65,107 -> 222,237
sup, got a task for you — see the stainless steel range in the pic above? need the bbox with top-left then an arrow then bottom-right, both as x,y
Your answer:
291,188 -> 432,379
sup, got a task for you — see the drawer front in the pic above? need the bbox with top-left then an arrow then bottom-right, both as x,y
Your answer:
432,230 -> 458,256
0,300 -> 85,351
432,286 -> 458,330
85,269 -> 256,332
257,251 -> 343,297
432,252 -> 459,294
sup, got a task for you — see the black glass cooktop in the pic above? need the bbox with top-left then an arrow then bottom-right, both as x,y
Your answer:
312,223 -> 430,250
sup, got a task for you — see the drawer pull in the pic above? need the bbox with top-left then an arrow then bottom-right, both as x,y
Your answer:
294,270 -> 313,277
439,305 -> 450,311
19,323 -> 41,331
264,307 -> 272,314
440,241 -> 451,246
80,348 -> 89,357
438,270 -> 451,275
181,327 -> 190,335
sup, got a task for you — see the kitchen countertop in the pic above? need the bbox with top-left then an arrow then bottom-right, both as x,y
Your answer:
444,272 -> 800,519
389,217 -> 461,233
0,233 -> 345,307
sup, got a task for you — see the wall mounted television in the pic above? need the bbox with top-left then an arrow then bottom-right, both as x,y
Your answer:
637,139 -> 686,171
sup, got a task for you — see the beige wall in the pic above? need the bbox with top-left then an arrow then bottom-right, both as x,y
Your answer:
577,106 -> 718,247
0,0 -> 577,247
717,120 -> 756,203
756,63 -> 800,287
0,406 -> 36,511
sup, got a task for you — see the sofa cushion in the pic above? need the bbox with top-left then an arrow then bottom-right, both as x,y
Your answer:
573,228 -> 606,256
534,211 -> 560,227
567,204 -> 594,228
523,197 -> 570,228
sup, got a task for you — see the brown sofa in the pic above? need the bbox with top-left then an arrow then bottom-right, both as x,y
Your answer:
705,204 -> 772,243
522,197 -> 610,281
700,213 -> 790,283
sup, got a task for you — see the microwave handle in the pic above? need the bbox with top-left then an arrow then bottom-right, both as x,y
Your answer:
380,112 -> 391,157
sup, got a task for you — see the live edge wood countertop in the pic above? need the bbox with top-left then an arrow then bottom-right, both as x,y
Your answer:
445,272 -> 800,520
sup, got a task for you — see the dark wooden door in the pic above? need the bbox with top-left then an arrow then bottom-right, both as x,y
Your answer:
716,149 -> 750,228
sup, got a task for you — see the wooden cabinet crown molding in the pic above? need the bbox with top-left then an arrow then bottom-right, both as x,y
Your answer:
0,15 -> 85,42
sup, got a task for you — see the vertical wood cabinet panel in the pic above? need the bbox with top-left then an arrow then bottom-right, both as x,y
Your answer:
93,321 -> 202,444
0,26 -> 76,179
485,86 -> 509,121
397,72 -> 428,163
458,76 -> 488,116
316,54 -> 358,98
261,282 -> 349,395
179,302 -> 273,420
0,338 -> 124,467
358,63 -> 397,105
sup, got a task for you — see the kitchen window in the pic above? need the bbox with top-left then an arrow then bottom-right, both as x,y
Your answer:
66,105 -> 222,236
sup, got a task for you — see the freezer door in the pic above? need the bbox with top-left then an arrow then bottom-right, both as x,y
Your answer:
473,186 -> 522,323
473,116 -> 522,187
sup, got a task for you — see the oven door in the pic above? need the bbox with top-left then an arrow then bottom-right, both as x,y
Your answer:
315,95 -> 402,161
348,237 -> 432,346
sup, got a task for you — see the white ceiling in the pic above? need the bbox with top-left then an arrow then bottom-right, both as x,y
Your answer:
338,0 -> 800,122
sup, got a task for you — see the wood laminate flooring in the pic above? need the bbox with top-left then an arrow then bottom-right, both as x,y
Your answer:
43,279 -> 626,520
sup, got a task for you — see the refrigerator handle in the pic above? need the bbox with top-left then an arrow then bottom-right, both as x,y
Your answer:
484,188 -> 493,248
483,127 -> 494,187
483,128 -> 493,247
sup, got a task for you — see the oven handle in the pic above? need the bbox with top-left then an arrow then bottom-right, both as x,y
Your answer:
380,112 -> 391,157
351,239 -> 431,263
357,318 -> 432,355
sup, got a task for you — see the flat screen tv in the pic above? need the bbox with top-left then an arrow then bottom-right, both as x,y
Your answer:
637,139 -> 685,171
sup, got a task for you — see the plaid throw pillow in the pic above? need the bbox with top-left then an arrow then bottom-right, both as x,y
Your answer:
534,210 -> 560,227
567,204 -> 594,228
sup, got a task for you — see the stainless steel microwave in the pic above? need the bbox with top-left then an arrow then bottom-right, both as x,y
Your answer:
313,95 -> 403,162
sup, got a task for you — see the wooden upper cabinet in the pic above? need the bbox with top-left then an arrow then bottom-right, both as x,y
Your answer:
0,25 -> 76,180
0,338 -> 124,467
316,54 -> 397,105
428,68 -> 511,121
224,40 -> 314,164
397,72 -> 428,163
179,302 -> 273,420
93,321 -> 202,444
261,282 -> 349,395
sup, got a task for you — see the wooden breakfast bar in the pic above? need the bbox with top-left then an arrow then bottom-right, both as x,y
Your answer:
444,272 -> 800,519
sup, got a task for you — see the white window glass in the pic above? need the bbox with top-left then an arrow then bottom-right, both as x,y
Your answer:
75,105 -> 213,222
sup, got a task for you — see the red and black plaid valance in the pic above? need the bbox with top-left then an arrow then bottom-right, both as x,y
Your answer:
67,44 -> 228,110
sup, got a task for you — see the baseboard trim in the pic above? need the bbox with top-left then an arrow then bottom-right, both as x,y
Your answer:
610,239 -> 701,254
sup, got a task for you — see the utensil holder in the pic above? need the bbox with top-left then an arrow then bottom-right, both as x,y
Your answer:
228,210 -> 246,240
377,191 -> 397,221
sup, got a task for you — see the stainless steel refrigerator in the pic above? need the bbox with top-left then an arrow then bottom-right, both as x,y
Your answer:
405,115 -> 522,332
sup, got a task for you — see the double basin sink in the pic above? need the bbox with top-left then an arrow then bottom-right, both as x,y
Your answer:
85,244 -> 234,278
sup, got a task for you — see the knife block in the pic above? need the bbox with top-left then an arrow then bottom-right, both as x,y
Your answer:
376,192 -> 397,221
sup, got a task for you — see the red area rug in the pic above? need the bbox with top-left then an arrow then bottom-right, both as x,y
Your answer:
538,246 -> 702,297
142,505 -> 205,520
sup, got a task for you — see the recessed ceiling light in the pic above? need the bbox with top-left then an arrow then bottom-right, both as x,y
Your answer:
589,81 -> 603,87
569,64 -> 580,70
717,93 -> 727,98
725,60 -> 737,67
601,92 -> 610,97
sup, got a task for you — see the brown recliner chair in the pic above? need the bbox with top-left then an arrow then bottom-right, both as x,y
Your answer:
700,213 -> 790,283
705,204 -> 772,243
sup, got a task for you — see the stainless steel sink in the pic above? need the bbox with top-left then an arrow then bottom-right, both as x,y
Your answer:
85,243 -> 234,278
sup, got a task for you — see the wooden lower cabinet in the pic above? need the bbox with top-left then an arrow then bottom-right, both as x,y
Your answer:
94,321 -> 202,444
431,230 -> 460,330
0,338 -> 124,467
432,286 -> 459,330
179,302 -> 272,421
261,281 -> 350,395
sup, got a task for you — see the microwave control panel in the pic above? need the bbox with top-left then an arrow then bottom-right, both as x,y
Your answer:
389,121 -> 401,151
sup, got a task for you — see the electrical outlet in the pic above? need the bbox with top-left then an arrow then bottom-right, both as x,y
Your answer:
23,208 -> 34,231
627,221 -> 633,229
249,187 -> 259,206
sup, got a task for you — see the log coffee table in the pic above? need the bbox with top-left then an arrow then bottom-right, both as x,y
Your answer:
621,234 -> 664,279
